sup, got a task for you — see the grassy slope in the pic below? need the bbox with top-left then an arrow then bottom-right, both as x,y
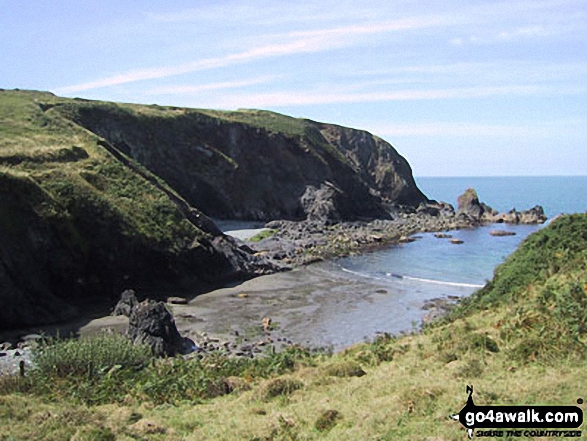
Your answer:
1,214 -> 585,440
0,90 -> 204,247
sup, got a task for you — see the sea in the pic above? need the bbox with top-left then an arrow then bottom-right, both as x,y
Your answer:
338,176 -> 587,291
310,176 -> 586,348
218,176 -> 586,350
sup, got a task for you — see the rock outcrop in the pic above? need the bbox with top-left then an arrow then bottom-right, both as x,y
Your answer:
457,188 -> 546,224
112,289 -> 139,317
128,299 -> 192,356
54,103 -> 426,222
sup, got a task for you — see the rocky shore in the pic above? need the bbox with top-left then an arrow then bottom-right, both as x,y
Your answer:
0,188 -> 546,367
249,188 -> 546,267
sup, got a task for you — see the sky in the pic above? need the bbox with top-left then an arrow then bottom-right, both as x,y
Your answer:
1,0 -> 586,176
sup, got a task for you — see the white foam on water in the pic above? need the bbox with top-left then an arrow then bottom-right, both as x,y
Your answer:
399,275 -> 484,289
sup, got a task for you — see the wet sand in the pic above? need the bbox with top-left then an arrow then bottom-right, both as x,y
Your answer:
1,259 -> 471,353
149,261 -> 471,351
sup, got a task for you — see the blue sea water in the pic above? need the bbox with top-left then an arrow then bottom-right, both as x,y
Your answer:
332,176 -> 586,334
415,175 -> 587,218
220,176 -> 586,349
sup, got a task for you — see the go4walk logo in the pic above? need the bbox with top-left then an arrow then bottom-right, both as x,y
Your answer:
451,386 -> 583,439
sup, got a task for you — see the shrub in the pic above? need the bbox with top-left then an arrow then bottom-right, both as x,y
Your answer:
32,332 -> 152,379
322,361 -> 366,377
257,377 -> 303,401
315,409 -> 342,432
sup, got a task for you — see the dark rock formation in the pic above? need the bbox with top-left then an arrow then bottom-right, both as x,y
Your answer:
490,230 -> 516,237
128,300 -> 192,356
301,182 -> 346,223
457,188 -> 484,220
55,103 -> 426,222
457,188 -> 546,225
0,91 -> 277,330
112,289 -> 139,317
518,205 -> 547,224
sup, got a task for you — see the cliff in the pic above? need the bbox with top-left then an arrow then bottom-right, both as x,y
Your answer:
52,101 -> 426,221
0,89 -> 426,328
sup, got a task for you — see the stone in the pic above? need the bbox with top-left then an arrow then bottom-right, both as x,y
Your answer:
519,205 -> 547,224
457,188 -> 484,220
166,296 -> 188,305
128,300 -> 191,356
262,317 -> 272,331
112,289 -> 138,317
489,230 -> 516,237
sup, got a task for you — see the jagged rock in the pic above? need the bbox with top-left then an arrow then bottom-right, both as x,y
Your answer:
518,205 -> 547,224
301,183 -> 343,223
457,188 -> 546,225
128,300 -> 192,356
457,188 -> 484,220
490,230 -> 516,237
112,289 -> 138,317
166,296 -> 188,305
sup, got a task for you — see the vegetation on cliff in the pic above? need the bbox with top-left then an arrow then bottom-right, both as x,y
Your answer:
0,89 -> 428,328
1,214 -> 584,439
0,90 -> 268,328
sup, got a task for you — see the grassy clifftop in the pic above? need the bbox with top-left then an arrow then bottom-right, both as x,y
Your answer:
0,88 -> 427,327
1,214 -> 584,439
0,90 -> 265,328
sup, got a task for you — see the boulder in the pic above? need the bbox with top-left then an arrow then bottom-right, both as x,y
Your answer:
166,296 -> 188,305
519,205 -> 547,224
301,182 -> 343,223
489,230 -> 516,237
112,289 -> 138,317
128,300 -> 192,356
456,188 -> 484,220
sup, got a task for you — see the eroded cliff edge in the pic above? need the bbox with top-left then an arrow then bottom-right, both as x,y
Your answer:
52,101 -> 427,221
0,90 -> 427,329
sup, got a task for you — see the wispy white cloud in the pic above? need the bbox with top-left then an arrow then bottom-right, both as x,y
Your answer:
54,14 -> 453,94
145,76 -> 280,95
450,25 -> 553,46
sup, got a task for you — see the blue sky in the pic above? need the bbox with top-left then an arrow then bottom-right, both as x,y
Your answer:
1,0 -> 586,176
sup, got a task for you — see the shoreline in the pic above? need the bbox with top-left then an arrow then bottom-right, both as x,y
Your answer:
0,201 -> 546,356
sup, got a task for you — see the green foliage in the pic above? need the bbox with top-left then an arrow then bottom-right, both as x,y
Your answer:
500,277 -> 587,363
248,228 -> 277,242
322,360 -> 366,377
32,332 -> 153,378
456,214 -> 587,313
0,339 -> 317,406
257,377 -> 304,401
314,409 -> 342,432
198,108 -> 309,136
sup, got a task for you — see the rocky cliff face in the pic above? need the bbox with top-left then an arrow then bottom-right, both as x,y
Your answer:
54,104 -> 427,222
0,90 -> 427,329
0,91 -> 273,329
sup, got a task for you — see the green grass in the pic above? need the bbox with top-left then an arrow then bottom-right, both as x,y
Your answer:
0,90 -> 211,270
247,228 -> 277,242
197,109 -> 310,137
